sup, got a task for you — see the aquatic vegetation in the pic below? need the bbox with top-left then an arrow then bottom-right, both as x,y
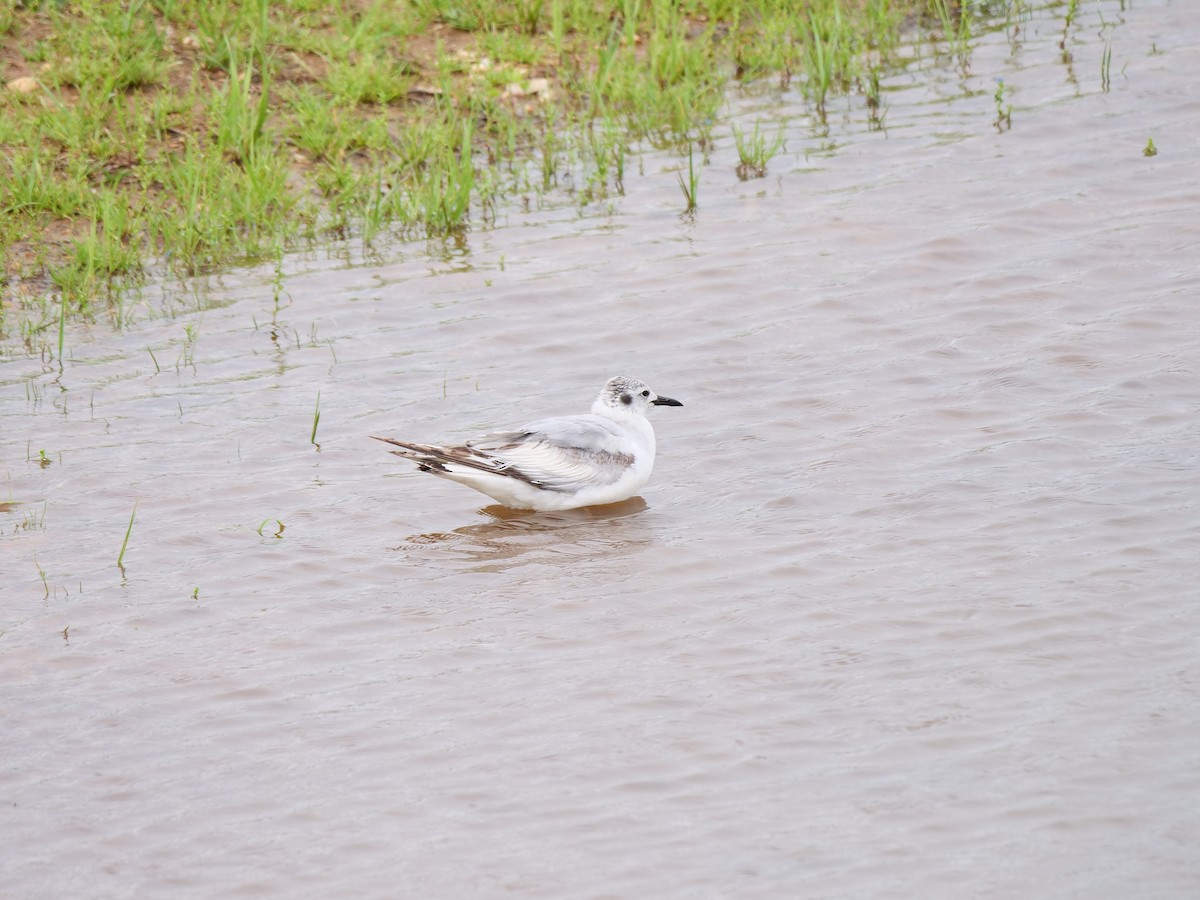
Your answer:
993,78 -> 1012,131
56,290 -> 66,362
311,390 -> 322,447
36,557 -> 49,599
257,517 -> 286,538
178,322 -> 199,371
677,143 -> 699,215
732,121 -> 786,179
117,501 -> 138,570
802,0 -> 867,116
1143,138 -> 1157,158
1058,0 -> 1078,62
928,0 -> 973,74
1100,33 -> 1113,92
11,500 -> 48,535
1062,0 -> 1079,38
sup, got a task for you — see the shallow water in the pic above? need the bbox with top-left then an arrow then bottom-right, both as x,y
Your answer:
3,2 -> 1199,897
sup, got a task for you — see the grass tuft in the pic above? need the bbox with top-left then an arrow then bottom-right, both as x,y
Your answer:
732,121 -> 785,180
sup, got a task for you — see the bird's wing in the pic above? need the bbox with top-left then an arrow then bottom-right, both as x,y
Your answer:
470,414 -> 626,451
373,416 -> 638,491
465,415 -> 635,490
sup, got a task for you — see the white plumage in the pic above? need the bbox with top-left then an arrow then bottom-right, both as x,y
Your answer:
372,376 -> 683,511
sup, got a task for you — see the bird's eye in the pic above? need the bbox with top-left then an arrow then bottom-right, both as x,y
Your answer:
641,390 -> 650,397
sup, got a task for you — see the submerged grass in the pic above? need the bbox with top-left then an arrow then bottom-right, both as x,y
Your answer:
2,0 -> 1022,337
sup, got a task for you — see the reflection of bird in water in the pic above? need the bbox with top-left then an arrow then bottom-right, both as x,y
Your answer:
396,498 -> 651,571
372,377 -> 682,511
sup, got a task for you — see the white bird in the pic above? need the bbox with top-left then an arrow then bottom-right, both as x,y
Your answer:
371,376 -> 683,511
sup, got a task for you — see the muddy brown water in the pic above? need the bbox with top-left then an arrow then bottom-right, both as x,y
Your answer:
3,3 -> 1199,897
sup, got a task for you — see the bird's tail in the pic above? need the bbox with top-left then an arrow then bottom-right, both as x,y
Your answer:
370,435 -> 504,477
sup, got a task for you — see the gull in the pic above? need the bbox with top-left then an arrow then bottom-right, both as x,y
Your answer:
371,376 -> 683,511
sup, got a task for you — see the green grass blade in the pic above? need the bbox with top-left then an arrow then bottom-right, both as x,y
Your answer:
117,501 -> 138,569
311,390 -> 321,445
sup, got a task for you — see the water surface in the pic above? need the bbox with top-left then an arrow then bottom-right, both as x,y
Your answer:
3,2 -> 1199,897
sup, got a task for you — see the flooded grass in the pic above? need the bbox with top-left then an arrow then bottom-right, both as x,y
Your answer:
677,142 -> 699,215
311,390 -> 322,447
2,1 -> 1036,337
1100,32 -> 1113,91
993,77 -> 1012,131
117,500 -> 138,570
732,120 -> 786,179
929,0 -> 973,73
257,517 -> 286,538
